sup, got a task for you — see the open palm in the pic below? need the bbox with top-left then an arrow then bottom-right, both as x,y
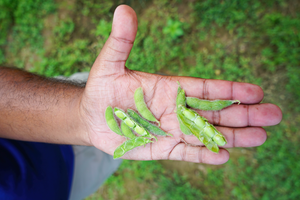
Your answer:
79,5 -> 282,165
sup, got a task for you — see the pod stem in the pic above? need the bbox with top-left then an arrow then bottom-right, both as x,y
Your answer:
233,100 -> 241,105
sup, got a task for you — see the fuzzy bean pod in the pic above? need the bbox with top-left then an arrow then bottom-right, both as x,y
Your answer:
178,113 -> 219,153
210,126 -> 227,146
179,105 -> 227,146
134,87 -> 160,126
114,108 -> 157,140
127,109 -> 173,137
186,98 -> 240,111
176,83 -> 192,135
113,137 -> 154,159
121,121 -> 136,139
105,106 -> 123,136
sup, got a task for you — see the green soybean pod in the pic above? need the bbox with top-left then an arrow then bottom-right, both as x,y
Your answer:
176,83 -> 192,135
127,109 -> 173,137
202,124 -> 226,146
176,82 -> 186,107
180,105 -> 208,129
186,97 -> 240,111
211,126 -> 227,146
178,113 -> 219,153
114,108 -> 157,141
105,106 -> 123,136
180,105 -> 227,146
134,87 -> 160,126
121,121 -> 136,139
113,137 -> 154,159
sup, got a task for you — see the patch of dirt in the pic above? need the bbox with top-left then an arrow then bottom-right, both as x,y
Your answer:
43,14 -> 57,53
260,68 -> 288,107
122,0 -> 154,16
90,173 -> 156,200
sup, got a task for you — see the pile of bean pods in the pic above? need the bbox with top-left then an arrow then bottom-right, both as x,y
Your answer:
105,87 -> 172,159
176,82 -> 240,153
106,84 -> 240,159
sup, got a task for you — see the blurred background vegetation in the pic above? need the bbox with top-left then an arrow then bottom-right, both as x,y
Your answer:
1,0 -> 299,199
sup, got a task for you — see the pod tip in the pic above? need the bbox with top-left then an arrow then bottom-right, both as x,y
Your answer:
156,120 -> 161,127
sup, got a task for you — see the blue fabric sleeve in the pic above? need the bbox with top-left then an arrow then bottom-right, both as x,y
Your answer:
0,138 -> 74,200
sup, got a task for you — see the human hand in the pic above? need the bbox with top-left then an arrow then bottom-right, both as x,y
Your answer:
79,5 -> 282,165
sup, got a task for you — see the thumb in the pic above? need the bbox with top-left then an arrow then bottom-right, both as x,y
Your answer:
91,5 -> 138,76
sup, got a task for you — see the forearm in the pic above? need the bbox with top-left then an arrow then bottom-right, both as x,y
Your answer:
0,67 -> 90,145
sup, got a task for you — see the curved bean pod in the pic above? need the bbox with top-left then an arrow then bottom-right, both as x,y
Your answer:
105,106 -> 123,136
176,82 -> 186,107
121,121 -> 136,139
134,87 -> 160,126
127,109 -> 173,137
113,137 -> 154,159
186,97 -> 240,111
176,83 -> 192,135
179,105 -> 227,146
178,113 -> 219,153
114,108 -> 157,141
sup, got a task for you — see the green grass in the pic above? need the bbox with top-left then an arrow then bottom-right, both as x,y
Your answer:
1,0 -> 300,199
0,0 -> 55,65
87,160 -> 204,200
193,0 -> 300,109
226,117 -> 300,200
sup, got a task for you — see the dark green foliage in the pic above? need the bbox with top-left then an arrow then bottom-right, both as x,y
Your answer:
261,14 -> 300,109
163,18 -> 184,40
95,19 -> 112,40
227,118 -> 300,199
254,121 -> 300,199
32,39 -> 93,77
0,0 -> 55,64
193,0 -> 300,108
151,172 -> 203,200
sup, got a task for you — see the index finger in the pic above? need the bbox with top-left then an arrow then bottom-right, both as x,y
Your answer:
177,77 -> 264,104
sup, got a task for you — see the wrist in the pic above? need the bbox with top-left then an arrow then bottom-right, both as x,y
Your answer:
67,87 -> 92,146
